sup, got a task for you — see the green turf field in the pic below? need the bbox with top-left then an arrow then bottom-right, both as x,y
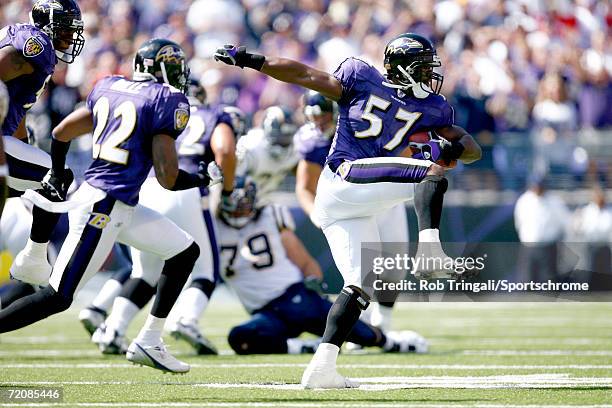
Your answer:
0,300 -> 611,407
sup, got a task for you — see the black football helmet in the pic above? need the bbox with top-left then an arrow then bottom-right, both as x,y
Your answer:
219,177 -> 258,229
302,90 -> 337,136
222,106 -> 247,138
30,0 -> 84,64
187,78 -> 207,105
133,38 -> 189,93
383,33 -> 443,99
262,106 -> 296,148
302,90 -> 335,119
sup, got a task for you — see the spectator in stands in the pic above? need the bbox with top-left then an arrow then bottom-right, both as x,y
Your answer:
571,186 -> 612,286
514,176 -> 570,281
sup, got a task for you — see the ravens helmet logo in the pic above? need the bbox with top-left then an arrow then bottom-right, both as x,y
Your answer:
156,45 -> 185,65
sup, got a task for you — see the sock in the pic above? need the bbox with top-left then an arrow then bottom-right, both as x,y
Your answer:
30,206 -> 61,244
19,239 -> 48,260
0,282 -> 36,311
174,287 -> 209,325
91,278 -> 123,312
150,243 -> 199,318
0,286 -> 71,333
135,314 -> 165,345
414,175 -> 448,231
321,286 -> 369,347
105,297 -> 139,335
310,343 -> 339,367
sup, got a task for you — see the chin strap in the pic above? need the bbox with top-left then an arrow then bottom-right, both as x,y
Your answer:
382,65 -> 431,99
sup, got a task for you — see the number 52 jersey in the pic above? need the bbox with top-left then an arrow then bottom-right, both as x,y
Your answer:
326,58 -> 454,170
84,76 -> 190,206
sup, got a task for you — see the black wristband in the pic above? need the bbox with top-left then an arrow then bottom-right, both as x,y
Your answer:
170,169 -> 207,191
50,137 -> 70,175
221,189 -> 233,197
241,53 -> 266,71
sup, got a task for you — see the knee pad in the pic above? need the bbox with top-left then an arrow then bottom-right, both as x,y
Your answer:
342,285 -> 371,311
190,278 -> 215,298
120,278 -> 156,309
40,286 -> 72,314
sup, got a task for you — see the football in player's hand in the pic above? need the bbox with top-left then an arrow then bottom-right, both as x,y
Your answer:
404,131 -> 457,169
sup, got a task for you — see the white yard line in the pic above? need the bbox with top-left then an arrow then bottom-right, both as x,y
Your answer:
463,350 -> 612,356
2,363 -> 612,370
2,374 -> 612,390
1,404 -> 612,408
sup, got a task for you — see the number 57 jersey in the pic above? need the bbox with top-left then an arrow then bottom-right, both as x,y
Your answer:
84,76 -> 190,206
326,58 -> 454,171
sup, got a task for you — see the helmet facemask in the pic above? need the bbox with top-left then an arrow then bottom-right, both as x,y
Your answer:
385,52 -> 443,99
30,2 -> 85,64
220,182 -> 258,229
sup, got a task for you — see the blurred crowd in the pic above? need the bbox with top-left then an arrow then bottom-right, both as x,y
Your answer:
2,0 -> 611,190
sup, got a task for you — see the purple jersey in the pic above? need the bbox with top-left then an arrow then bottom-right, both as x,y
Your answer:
327,58 -> 454,170
0,24 -> 56,136
176,104 -> 234,174
84,76 -> 190,206
293,123 -> 332,168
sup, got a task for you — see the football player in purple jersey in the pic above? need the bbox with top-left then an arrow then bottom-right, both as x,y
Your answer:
1,0 -> 84,286
0,38 -> 222,374
87,79 -> 243,356
215,33 -> 481,388
294,90 -> 408,333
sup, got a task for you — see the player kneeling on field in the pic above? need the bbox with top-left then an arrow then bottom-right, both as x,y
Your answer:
218,179 -> 428,355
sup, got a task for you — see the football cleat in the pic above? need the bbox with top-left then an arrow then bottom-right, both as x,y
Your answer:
168,320 -> 218,355
126,340 -> 190,374
79,307 -> 107,336
383,330 -> 429,354
301,364 -> 360,389
10,243 -> 51,286
92,324 -> 128,355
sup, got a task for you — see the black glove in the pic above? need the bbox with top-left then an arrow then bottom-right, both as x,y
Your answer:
214,45 -> 266,70
40,168 -> 73,201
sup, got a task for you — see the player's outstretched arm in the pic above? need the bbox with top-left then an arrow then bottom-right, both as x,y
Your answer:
53,106 -> 94,142
435,125 -> 482,164
281,228 -> 323,280
214,45 -> 342,102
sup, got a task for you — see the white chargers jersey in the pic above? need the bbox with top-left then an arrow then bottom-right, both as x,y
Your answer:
235,128 -> 299,204
218,205 -> 302,313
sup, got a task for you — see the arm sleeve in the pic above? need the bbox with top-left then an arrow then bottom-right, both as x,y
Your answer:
150,89 -> 190,140
332,58 -> 366,104
12,27 -> 54,71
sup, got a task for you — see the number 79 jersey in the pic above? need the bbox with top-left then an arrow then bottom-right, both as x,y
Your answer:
84,76 -> 190,206
217,205 -> 303,313
326,58 -> 454,170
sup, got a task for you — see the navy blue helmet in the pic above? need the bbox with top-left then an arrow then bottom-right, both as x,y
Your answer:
30,0 -> 84,63
383,33 -> 443,98
133,38 -> 189,93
